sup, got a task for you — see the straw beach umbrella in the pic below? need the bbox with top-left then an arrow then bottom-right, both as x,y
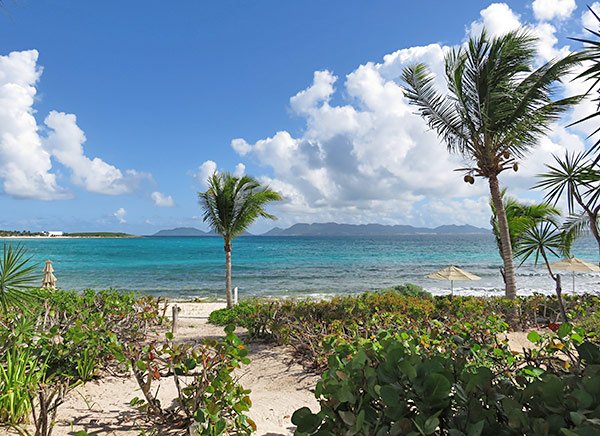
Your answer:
42,260 -> 57,290
549,257 -> 600,293
427,265 -> 481,296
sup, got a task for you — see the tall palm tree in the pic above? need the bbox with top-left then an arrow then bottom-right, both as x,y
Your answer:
199,172 -> 282,308
402,29 -> 581,299
535,152 -> 600,262
515,220 -> 573,321
490,190 -> 560,282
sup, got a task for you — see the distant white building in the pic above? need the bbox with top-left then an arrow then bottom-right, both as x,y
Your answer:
47,231 -> 64,237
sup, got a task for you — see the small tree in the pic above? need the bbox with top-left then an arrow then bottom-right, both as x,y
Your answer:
535,152 -> 600,263
199,173 -> 282,308
515,220 -> 572,321
490,190 -> 560,282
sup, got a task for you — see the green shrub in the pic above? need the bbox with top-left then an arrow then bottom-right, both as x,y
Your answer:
0,289 -> 164,435
292,324 -> 600,435
128,326 -> 256,434
383,283 -> 432,298
208,300 -> 258,327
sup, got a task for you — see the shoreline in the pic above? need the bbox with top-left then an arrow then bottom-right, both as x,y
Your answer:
0,235 -> 140,239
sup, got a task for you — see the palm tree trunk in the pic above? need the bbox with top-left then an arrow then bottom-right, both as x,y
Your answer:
586,210 -> 600,266
542,253 -> 568,321
224,241 -> 233,309
488,175 -> 517,299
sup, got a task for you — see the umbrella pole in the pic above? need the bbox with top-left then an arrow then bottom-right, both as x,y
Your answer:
451,280 -> 454,297
573,271 -> 575,294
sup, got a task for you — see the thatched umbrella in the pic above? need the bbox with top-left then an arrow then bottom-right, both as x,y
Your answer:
427,265 -> 481,296
42,260 -> 57,290
550,257 -> 600,293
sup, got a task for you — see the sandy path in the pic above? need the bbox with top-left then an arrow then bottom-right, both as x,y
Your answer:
50,302 -> 319,435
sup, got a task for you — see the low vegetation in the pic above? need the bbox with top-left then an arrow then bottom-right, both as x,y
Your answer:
209,285 -> 600,370
209,288 -> 600,435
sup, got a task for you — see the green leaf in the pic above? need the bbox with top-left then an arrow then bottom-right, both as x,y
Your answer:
194,408 -> 205,423
527,331 -> 541,343
292,407 -> 321,433
355,409 -> 365,431
339,410 -> 356,426
380,385 -> 401,406
423,373 -> 452,400
423,415 -> 440,434
577,342 -> 600,364
467,420 -> 485,436
184,358 -> 197,371
557,323 -> 572,338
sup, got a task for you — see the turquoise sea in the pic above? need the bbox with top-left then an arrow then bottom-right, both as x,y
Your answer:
3,235 -> 599,298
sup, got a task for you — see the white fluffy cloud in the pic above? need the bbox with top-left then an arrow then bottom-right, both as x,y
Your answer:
231,2 -> 590,228
469,3 -> 521,37
44,111 -> 149,195
0,49 -> 151,200
234,163 -> 246,177
0,50 -> 67,200
151,191 -> 174,207
195,160 -> 217,187
533,0 -> 576,22
194,160 -> 248,187
582,2 -> 600,29
113,207 -> 126,224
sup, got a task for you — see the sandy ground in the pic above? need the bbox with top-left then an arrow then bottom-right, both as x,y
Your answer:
10,302 -> 535,436
46,302 -> 319,436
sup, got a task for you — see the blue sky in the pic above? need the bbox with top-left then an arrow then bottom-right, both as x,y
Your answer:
0,0 -> 595,234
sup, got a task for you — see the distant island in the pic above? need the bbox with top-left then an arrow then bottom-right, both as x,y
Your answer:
64,232 -> 135,238
150,227 -> 252,237
151,223 -> 490,237
151,227 -> 215,237
0,230 -> 135,238
262,222 -> 490,236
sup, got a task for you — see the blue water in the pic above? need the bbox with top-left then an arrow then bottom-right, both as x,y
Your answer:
3,235 -> 599,298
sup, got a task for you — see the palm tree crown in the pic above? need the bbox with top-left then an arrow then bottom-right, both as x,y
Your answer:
402,29 -> 582,299
402,30 -> 581,177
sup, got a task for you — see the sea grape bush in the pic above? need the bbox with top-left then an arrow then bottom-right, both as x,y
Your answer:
127,326 -> 256,435
292,324 -> 600,435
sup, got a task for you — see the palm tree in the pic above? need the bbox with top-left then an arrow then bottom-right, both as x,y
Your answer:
402,29 -> 581,299
490,190 -> 560,282
515,220 -> 572,321
0,243 -> 38,315
199,172 -> 282,308
535,152 -> 600,262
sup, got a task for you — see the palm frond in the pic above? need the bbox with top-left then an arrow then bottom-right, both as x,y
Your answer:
515,221 -> 566,267
0,243 -> 39,314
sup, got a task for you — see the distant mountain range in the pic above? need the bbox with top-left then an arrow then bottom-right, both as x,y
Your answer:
151,223 -> 490,237
262,223 -> 490,236
151,227 -> 213,237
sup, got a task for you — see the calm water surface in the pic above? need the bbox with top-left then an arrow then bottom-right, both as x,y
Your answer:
4,235 -> 599,298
